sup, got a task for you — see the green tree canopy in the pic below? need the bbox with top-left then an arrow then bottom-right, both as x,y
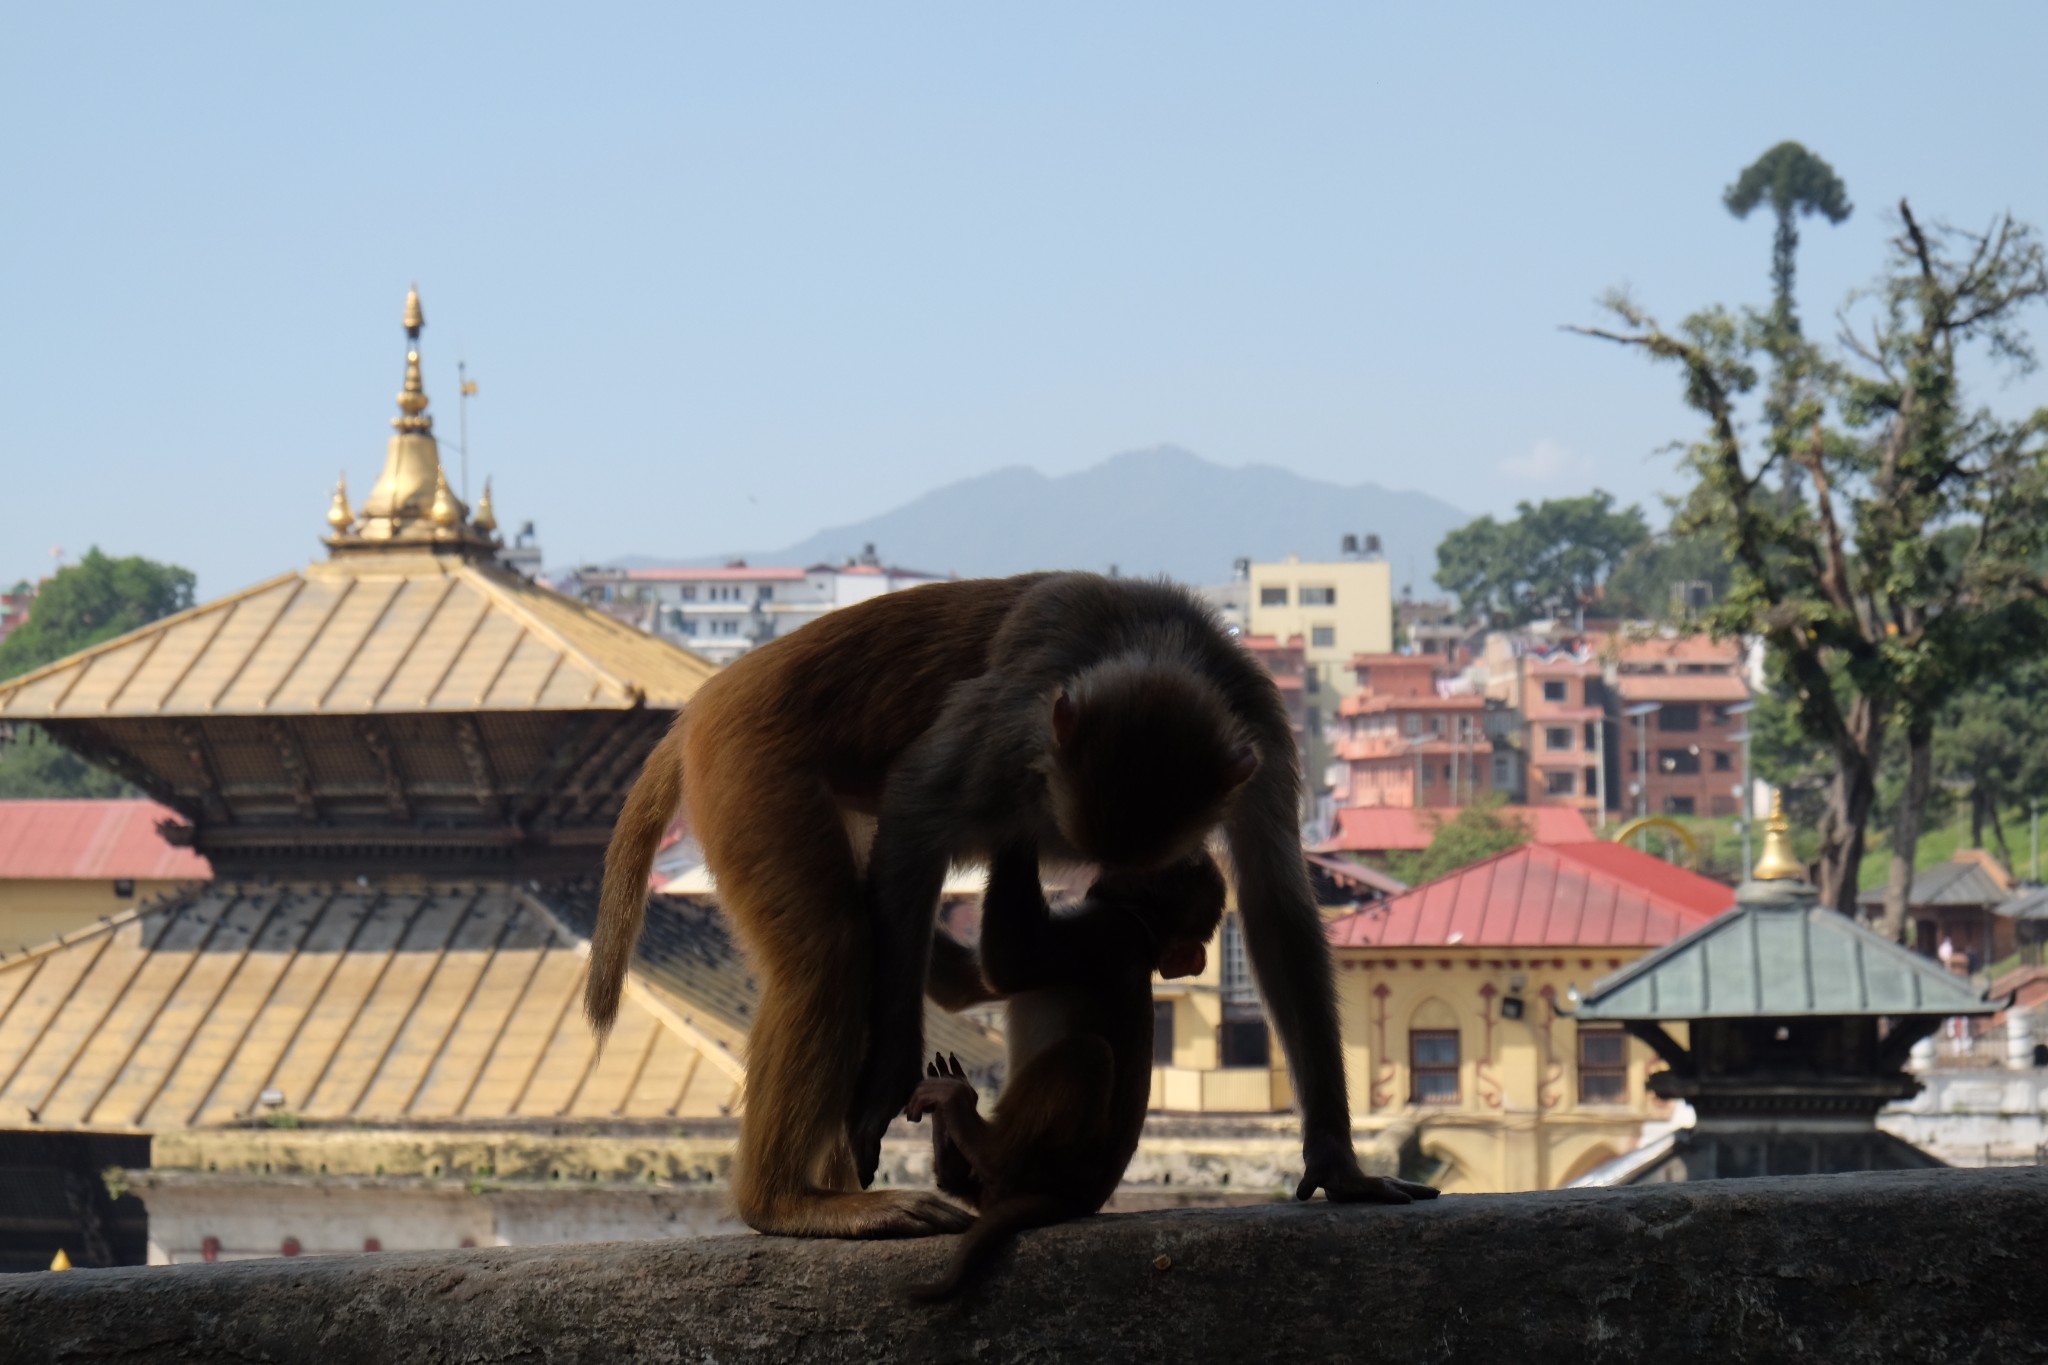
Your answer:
1384,798 -> 1534,885
0,549 -> 196,798
0,549 -> 195,681
1578,202 -> 2048,934
1436,491 -> 1649,625
1724,141 -> 1852,333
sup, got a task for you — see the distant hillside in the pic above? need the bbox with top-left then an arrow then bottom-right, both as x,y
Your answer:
615,446 -> 1471,589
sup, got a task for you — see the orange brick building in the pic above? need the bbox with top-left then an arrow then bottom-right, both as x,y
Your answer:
1331,655 -> 1499,809
1611,636 -> 1749,818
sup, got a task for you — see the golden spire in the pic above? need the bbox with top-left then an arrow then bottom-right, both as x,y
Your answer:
327,472 -> 355,533
403,285 -> 424,336
430,466 -> 460,528
49,1248 -> 71,1272
1751,789 -> 1805,881
393,345 -> 433,435
473,477 -> 497,535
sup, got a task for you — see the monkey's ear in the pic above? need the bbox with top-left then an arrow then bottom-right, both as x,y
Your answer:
1052,691 -> 1078,747
1158,940 -> 1207,980
1225,745 -> 1259,789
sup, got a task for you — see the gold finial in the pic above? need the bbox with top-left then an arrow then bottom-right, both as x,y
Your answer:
430,466 -> 460,527
474,477 -> 497,535
403,285 -> 424,338
49,1248 -> 71,1272
327,472 -> 355,533
1751,789 -> 1805,881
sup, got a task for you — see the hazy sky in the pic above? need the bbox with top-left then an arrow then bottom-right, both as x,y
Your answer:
6,4 -> 2048,595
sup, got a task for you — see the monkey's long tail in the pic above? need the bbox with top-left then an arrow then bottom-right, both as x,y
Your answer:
586,721 -> 686,1040
909,1194 -> 1073,1302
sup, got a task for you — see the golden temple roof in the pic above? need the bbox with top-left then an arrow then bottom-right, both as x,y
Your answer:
0,881 -> 1003,1132
0,556 -> 714,718
0,285 -> 716,721
0,883 -> 745,1130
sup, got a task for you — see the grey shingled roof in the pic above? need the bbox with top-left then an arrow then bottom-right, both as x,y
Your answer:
1575,891 -> 1997,1022
1996,885 -> 2048,920
1854,859 -> 2010,909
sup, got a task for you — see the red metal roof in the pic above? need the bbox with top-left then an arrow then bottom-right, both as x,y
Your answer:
1318,805 -> 1594,853
0,801 -> 211,881
1325,841 -> 1734,949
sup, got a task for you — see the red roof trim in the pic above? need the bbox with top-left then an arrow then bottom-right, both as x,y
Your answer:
1325,841 -> 1733,950
0,801 -> 211,881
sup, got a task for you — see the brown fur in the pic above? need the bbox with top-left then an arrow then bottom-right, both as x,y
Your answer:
904,844 -> 1225,1299
590,572 -> 1431,1239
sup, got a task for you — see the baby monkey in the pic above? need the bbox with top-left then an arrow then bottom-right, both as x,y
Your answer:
904,841 -> 1227,1301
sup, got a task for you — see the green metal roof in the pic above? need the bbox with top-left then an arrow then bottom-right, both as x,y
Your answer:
1574,882 -> 1998,1021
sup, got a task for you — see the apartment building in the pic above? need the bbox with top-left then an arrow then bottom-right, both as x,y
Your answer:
563,546 -> 948,664
1611,635 -> 1749,818
1329,654 -> 1505,809
1520,646 -> 1609,825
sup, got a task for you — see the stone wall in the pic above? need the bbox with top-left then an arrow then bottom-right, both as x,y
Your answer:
6,1168 -> 2042,1363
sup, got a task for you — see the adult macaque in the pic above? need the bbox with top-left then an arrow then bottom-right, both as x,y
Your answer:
904,843 -> 1231,1299
590,573 -> 1427,1238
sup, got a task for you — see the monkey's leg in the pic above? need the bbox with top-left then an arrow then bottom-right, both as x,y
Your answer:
700,773 -> 969,1238
848,824 -> 950,1186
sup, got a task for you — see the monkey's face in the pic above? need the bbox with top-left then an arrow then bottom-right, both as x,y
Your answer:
1093,852 -> 1228,978
1047,665 -> 1257,870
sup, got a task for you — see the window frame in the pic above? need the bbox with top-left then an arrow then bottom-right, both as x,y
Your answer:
1410,1029 -> 1461,1104
1541,679 -> 1568,703
1577,1027 -> 1629,1106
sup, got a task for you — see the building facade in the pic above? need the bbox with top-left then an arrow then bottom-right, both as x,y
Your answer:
1329,654 -> 1502,809
0,800 -> 210,948
1611,635 -> 1749,819
1328,841 -> 1735,1192
562,548 -> 948,665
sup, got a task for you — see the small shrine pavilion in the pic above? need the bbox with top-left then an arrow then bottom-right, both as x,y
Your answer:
1570,795 -> 1999,1184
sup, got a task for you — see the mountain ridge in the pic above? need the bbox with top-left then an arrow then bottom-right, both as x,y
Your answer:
608,446 -> 1470,589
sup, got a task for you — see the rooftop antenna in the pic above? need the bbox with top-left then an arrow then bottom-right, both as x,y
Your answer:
457,355 -> 479,501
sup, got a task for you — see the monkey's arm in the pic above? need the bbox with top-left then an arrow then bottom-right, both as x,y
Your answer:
927,930 -> 1000,1011
975,840 -> 1062,996
1228,740 -> 1435,1205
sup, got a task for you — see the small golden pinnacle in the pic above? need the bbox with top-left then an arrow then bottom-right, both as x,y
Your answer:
1153,1254 -> 1172,1271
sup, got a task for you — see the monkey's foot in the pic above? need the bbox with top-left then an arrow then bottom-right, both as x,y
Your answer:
747,1190 -> 972,1239
1296,1144 -> 1440,1204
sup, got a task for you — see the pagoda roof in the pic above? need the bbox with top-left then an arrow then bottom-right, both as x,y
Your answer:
0,555 -> 714,721
1575,887 -> 1999,1022
0,878 -> 1004,1133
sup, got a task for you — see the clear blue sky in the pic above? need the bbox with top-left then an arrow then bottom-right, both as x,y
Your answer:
6,3 -> 2047,595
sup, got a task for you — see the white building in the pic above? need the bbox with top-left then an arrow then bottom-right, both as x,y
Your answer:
563,546 -> 950,664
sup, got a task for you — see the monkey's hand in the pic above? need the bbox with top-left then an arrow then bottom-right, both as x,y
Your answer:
904,1074 -> 978,1124
1295,1140 -> 1440,1205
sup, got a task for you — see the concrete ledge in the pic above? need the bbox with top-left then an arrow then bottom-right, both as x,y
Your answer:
5,1168 -> 2043,1363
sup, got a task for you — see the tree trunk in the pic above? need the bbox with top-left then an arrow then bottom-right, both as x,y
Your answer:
1815,697 -> 1881,919
1990,802 -> 2014,876
1971,789 -> 1987,851
1880,722 -> 1935,945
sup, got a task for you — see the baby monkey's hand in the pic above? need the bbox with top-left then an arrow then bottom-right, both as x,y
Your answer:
904,1053 -> 977,1121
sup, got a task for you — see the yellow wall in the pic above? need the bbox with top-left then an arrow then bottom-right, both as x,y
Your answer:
0,878 -> 193,952
1245,556 -> 1393,693
1147,935 -> 1674,1194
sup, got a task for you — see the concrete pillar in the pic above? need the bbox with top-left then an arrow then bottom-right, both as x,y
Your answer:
2008,1007 -> 2037,1072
